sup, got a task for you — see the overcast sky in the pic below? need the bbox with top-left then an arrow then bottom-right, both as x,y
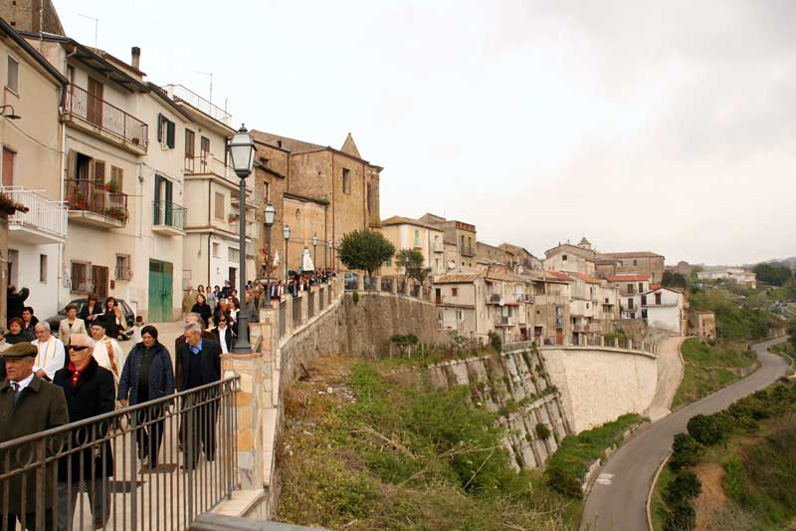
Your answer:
55,0 -> 795,266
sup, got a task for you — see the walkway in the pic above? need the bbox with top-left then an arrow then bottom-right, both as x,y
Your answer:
580,336 -> 788,531
647,336 -> 686,422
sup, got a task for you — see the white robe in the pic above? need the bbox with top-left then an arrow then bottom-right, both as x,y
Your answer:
92,336 -> 125,383
31,337 -> 66,380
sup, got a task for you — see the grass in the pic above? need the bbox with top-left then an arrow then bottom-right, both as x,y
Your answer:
672,339 -> 758,409
770,341 -> 796,377
277,355 -> 575,530
650,462 -> 674,531
546,413 -> 647,493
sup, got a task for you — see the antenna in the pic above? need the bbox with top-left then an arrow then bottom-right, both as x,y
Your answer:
77,13 -> 99,49
194,71 -> 213,104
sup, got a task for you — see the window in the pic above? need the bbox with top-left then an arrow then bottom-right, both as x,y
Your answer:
386,255 -> 392,267
200,136 -> 210,171
468,236 -> 472,253
627,298 -> 634,309
456,310 -> 463,321
212,242 -> 220,258
452,288 -> 458,297
586,302 -> 589,309
342,168 -> 351,193
641,295 -> 647,306
70,262 -> 89,292
115,254 -> 131,280
626,284 -> 634,295
157,114 -> 176,149
655,292 -> 662,305
93,160 -> 106,186
229,247 -> 240,262
185,129 -> 195,170
562,254 -> 568,261
110,166 -> 123,192
214,192 -> 225,219
7,55 -> 19,93
460,234 -> 465,251
2,146 -> 15,187
638,282 -> 644,293
633,259 -> 638,266
39,254 -> 47,283
414,229 -> 420,247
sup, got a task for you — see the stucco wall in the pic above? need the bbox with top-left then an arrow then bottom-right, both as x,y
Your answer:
540,346 -> 658,433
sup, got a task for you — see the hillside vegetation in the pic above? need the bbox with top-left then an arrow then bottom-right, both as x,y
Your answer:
276,356 -> 574,530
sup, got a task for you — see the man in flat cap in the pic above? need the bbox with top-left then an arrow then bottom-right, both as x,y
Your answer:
0,342 -> 69,530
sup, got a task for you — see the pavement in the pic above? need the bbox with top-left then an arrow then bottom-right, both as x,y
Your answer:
646,336 -> 686,422
580,336 -> 789,531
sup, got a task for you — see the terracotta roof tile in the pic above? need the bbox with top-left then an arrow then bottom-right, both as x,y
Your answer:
606,274 -> 650,282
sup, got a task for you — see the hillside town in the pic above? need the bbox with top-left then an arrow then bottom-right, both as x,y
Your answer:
0,3 -> 793,531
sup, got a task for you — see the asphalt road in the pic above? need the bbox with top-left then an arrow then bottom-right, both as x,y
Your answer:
580,336 -> 789,531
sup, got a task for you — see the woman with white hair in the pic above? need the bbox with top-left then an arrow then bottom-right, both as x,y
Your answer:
31,321 -> 66,381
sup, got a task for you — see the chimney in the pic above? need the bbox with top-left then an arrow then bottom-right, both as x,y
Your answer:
131,47 -> 141,70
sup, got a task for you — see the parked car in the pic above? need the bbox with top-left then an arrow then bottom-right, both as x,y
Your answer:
45,298 -> 136,340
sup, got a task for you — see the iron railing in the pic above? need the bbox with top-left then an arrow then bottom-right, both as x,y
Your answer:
0,186 -> 67,239
0,377 -> 239,531
153,201 -> 186,230
164,85 -> 232,126
65,179 -> 129,225
64,84 -> 148,149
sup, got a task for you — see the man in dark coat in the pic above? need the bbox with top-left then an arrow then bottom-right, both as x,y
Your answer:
0,342 -> 69,530
178,321 -> 222,469
6,285 -> 30,322
53,333 -> 115,529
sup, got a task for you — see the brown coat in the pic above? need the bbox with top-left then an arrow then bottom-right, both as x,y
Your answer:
0,375 -> 69,513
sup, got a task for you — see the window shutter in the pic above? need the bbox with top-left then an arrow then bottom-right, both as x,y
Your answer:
94,160 -> 106,184
67,150 -> 77,180
166,120 -> 176,149
157,114 -> 164,142
153,175 -> 162,225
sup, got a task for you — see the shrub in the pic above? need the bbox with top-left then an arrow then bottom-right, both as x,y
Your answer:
352,291 -> 359,305
687,414 -> 726,446
545,465 -> 582,499
663,471 -> 702,507
535,423 -> 551,440
489,331 -> 502,353
664,501 -> 697,531
669,433 -> 704,472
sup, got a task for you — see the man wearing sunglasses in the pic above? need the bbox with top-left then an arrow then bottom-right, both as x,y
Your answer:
53,334 -> 116,529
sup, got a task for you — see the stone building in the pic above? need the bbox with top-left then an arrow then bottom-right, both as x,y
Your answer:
418,213 -> 477,269
0,0 -> 64,35
498,242 -> 543,272
251,131 -> 382,278
606,274 -> 650,320
544,241 -> 597,276
688,309 -> 716,341
595,251 -> 665,284
380,216 -> 445,278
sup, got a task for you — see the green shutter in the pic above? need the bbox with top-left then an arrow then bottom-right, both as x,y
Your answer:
164,179 -> 173,226
153,175 -> 162,224
157,114 -> 163,142
166,120 -> 176,149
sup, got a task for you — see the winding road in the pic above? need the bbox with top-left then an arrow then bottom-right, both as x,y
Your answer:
580,336 -> 788,531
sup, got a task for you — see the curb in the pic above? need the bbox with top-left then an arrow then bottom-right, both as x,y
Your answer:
646,452 -> 671,531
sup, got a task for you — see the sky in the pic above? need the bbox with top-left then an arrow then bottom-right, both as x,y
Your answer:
53,0 -> 796,266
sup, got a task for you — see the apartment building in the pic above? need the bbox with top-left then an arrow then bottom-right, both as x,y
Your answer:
544,241 -> 597,276
596,251 -> 665,284
434,269 -> 487,338
418,213 -> 477,269
642,286 -> 687,335
606,274 -> 650,319
0,18 -> 67,319
251,131 -> 381,278
380,216 -> 445,278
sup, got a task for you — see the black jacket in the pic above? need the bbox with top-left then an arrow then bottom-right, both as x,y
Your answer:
6,287 -> 29,321
5,329 -> 34,344
177,338 -> 221,392
53,358 -> 116,480
191,302 -> 212,327
117,342 -> 175,405
210,326 -> 235,353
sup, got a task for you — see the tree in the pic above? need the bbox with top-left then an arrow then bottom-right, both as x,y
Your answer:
339,230 -> 396,278
669,433 -> 704,472
663,271 -> 688,289
687,414 -> 725,446
395,249 -> 431,284
753,263 -> 793,287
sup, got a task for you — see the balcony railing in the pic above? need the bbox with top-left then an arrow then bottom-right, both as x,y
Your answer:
495,315 -> 512,326
230,221 -> 258,239
64,84 -> 148,149
65,179 -> 129,225
153,200 -> 186,230
0,186 -> 67,240
165,84 -> 232,126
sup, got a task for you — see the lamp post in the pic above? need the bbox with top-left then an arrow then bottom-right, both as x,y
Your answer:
312,233 -> 318,271
327,239 -> 332,270
283,225 -> 291,281
264,202 -> 275,305
228,124 -> 256,353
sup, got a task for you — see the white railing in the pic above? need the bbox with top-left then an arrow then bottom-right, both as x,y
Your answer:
1,186 -> 67,239
165,84 -> 232,126
230,221 -> 259,239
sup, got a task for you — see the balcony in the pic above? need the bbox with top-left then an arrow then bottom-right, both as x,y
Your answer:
165,84 -> 232,127
185,155 -> 254,194
65,179 -> 128,229
488,293 -> 502,304
461,246 -> 475,257
230,220 -> 259,240
0,187 -> 67,244
152,201 -> 186,236
63,84 -> 148,155
494,315 -> 513,327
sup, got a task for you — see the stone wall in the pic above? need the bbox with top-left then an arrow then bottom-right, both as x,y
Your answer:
427,343 -> 571,470
540,345 -> 658,433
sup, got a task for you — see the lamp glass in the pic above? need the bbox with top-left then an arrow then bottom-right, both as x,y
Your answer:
229,125 -> 255,177
312,234 -> 318,246
283,225 -> 291,240
264,203 -> 276,226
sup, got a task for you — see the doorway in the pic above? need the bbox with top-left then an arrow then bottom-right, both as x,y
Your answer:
91,265 -> 109,298
148,259 -> 174,322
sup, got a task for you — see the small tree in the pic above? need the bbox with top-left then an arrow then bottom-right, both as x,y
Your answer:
686,414 -> 725,446
339,230 -> 396,278
668,433 -> 704,472
395,249 -> 431,284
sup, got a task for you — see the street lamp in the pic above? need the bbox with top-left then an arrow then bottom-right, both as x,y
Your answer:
283,224 -> 291,281
312,233 -> 318,271
327,239 -> 332,270
264,202 -> 276,305
228,124 -> 255,353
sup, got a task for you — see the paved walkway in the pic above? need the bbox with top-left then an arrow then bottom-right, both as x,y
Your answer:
580,336 -> 788,531
647,336 -> 686,422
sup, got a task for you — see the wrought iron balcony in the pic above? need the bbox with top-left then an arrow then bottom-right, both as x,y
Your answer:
0,186 -> 67,243
152,200 -> 186,235
63,84 -> 148,153
65,179 -> 128,228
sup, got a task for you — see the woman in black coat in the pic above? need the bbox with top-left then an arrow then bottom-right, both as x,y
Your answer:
191,294 -> 212,328
5,317 -> 34,344
53,341 -> 116,529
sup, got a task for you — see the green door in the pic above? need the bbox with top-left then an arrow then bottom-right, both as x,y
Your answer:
148,260 -> 174,322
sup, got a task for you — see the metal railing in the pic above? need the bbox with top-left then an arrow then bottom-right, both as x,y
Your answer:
64,84 -> 148,149
65,179 -> 129,225
165,85 -> 232,126
278,301 -> 287,338
0,186 -> 67,239
153,201 -> 186,230
292,296 -> 301,328
0,377 -> 239,531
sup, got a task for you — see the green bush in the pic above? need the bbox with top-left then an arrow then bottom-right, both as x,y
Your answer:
352,291 -> 359,305
664,500 -> 697,531
545,465 -> 582,499
536,423 -> 551,440
663,471 -> 702,507
489,331 -> 502,353
687,414 -> 726,446
669,433 -> 704,472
